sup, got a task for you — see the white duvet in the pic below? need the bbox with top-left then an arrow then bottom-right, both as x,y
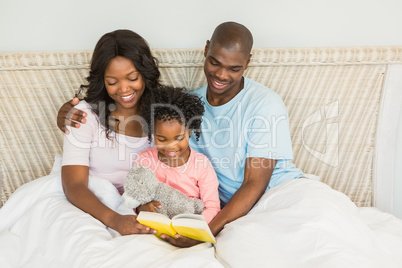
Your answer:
1,170 -> 402,267
216,180 -> 402,268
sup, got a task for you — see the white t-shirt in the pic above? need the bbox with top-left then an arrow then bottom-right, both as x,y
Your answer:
62,101 -> 153,193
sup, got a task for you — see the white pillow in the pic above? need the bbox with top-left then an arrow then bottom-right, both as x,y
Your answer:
50,154 -> 63,174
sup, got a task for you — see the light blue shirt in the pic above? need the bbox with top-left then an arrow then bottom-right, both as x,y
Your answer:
189,77 -> 303,204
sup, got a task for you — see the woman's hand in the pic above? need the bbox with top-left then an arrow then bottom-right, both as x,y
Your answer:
110,214 -> 156,236
62,166 -> 153,236
137,201 -> 162,213
160,234 -> 202,248
57,97 -> 87,134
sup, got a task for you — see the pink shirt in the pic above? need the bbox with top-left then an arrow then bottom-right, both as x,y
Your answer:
134,147 -> 220,223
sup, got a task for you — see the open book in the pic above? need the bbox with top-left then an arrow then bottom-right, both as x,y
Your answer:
137,211 -> 216,243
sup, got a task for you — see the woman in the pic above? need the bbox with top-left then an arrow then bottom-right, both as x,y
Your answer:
61,29 -> 160,235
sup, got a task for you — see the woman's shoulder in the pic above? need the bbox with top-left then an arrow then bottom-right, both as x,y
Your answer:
71,100 -> 101,130
75,100 -> 100,121
75,100 -> 93,111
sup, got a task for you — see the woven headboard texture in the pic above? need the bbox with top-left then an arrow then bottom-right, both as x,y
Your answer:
1,47 -> 402,207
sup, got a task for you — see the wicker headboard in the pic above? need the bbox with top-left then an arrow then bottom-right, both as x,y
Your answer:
1,47 -> 402,208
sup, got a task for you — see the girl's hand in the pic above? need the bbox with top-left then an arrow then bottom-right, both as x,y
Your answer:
137,201 -> 162,213
110,214 -> 156,236
160,234 -> 202,248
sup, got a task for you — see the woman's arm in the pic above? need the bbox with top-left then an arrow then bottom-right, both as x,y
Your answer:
60,101 -> 154,235
62,165 -> 155,235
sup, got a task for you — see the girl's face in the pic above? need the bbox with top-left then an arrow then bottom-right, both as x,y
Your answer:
154,119 -> 191,167
104,56 -> 145,113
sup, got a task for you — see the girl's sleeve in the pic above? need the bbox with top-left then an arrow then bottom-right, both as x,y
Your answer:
198,156 -> 221,223
133,149 -> 154,169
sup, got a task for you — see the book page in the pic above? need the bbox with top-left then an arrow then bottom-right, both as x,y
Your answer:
171,217 -> 208,230
137,212 -> 177,238
137,212 -> 215,243
172,214 -> 205,221
173,225 -> 216,243
171,216 -> 215,243
138,211 -> 171,224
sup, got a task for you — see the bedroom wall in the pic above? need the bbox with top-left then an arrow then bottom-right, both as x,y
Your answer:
395,106 -> 402,218
1,0 -> 401,50
0,0 -> 401,217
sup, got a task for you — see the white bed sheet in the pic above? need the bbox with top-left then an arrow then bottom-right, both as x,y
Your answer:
215,179 -> 402,268
1,165 -> 402,267
0,173 -> 222,268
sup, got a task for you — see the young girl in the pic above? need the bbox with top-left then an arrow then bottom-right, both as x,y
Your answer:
134,86 -> 220,223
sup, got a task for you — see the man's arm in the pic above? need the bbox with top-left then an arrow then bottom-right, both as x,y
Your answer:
209,157 -> 276,236
57,97 -> 87,134
162,157 -> 276,247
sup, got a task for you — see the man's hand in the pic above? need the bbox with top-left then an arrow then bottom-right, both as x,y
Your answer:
160,233 -> 202,248
57,97 -> 87,134
137,201 -> 162,213
208,157 -> 276,236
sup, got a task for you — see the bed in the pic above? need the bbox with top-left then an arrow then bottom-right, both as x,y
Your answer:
1,47 -> 402,267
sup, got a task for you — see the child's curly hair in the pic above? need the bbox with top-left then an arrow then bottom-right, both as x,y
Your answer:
143,85 -> 205,142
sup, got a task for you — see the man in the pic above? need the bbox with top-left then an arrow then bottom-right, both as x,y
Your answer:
57,22 -> 303,247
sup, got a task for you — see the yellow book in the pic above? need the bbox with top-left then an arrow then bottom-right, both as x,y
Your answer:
137,211 -> 216,244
